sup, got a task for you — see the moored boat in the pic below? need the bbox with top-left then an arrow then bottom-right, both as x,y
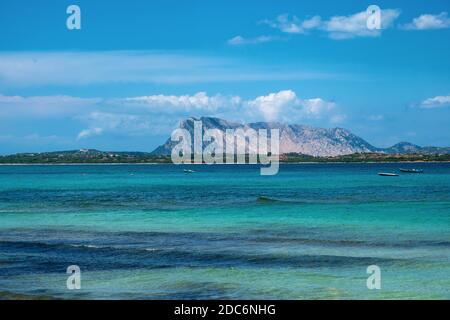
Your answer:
378,172 -> 399,176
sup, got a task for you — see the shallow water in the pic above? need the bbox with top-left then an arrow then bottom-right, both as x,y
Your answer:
0,163 -> 449,299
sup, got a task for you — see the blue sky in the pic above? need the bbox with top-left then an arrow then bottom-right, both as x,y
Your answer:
0,0 -> 449,154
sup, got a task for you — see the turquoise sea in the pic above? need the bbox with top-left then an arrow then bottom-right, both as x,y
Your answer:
0,163 -> 449,299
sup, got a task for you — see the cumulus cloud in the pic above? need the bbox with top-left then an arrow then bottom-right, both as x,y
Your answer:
245,90 -> 337,122
419,95 -> 450,108
0,90 -> 343,141
302,16 -> 323,30
260,14 -> 321,34
300,98 -> 336,116
76,93 -> 242,140
118,90 -> 337,123
245,9 -> 400,41
114,90 -> 337,123
402,12 -> 450,30
120,92 -> 241,113
118,90 -> 336,122
323,9 -> 400,39
247,90 -> 298,121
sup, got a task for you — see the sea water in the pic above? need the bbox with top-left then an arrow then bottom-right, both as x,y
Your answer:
0,163 -> 448,299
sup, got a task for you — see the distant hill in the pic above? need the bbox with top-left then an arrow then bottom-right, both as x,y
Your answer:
1,149 -> 449,164
382,142 -> 450,155
151,117 -> 450,156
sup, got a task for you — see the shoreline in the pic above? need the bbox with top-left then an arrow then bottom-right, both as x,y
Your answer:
0,161 -> 449,166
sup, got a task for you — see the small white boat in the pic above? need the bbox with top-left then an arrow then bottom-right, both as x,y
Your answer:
183,169 -> 196,173
378,172 -> 399,177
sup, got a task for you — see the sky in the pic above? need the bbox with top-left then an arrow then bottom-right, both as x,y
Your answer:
0,0 -> 449,154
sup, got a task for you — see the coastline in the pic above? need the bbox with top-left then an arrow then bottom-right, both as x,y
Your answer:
1,161 -> 449,166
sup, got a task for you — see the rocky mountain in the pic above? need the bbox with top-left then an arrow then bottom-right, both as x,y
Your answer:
151,117 -> 450,157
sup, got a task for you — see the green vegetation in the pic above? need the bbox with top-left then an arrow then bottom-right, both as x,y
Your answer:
1,150 -> 449,164
0,150 -> 171,164
282,152 -> 450,163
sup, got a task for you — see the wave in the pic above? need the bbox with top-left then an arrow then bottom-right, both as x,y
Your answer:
257,196 -> 280,203
0,239 -> 403,271
69,244 -> 102,249
256,195 -> 348,205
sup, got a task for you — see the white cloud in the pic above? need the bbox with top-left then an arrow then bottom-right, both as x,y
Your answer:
245,90 -> 337,122
302,16 -> 322,30
115,90 -> 338,124
85,91 -> 341,137
323,9 -> 400,39
247,90 -> 299,121
300,98 -> 335,116
254,9 -> 400,41
120,90 -> 337,123
261,14 -> 321,34
402,12 -> 450,30
120,92 -> 241,113
420,95 -> 450,109
0,91 -> 343,141
0,51 -> 337,88
77,128 -> 104,140
227,35 -> 279,45
267,14 -> 303,33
